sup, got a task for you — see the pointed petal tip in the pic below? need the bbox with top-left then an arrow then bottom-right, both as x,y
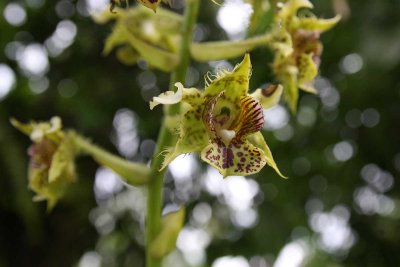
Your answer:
9,117 -> 18,126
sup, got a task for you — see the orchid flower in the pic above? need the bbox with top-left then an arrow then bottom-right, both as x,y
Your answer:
94,5 -> 182,71
11,117 -> 76,210
150,54 -> 285,178
270,0 -> 340,112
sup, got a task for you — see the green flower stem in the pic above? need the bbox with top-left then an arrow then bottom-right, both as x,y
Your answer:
71,132 -> 151,185
248,0 -> 264,36
146,1 -> 199,267
190,33 -> 272,61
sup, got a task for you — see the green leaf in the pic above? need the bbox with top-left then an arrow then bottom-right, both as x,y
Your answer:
150,207 -> 185,258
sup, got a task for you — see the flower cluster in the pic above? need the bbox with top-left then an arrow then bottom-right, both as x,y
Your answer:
11,117 -> 76,210
270,0 -> 340,112
150,54 -> 284,177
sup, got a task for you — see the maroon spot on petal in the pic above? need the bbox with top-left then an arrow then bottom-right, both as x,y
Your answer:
262,84 -> 279,97
222,146 -> 234,169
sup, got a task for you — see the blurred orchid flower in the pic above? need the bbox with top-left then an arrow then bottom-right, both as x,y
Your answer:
11,117 -> 76,210
270,0 -> 340,112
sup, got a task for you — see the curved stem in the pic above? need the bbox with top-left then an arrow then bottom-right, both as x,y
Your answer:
190,33 -> 272,61
72,132 -> 151,185
146,1 -> 200,267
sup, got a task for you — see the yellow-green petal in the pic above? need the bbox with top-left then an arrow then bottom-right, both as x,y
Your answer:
247,132 -> 286,178
124,27 -> 179,72
103,22 -> 128,55
296,15 -> 341,33
298,53 -> 318,85
204,53 -> 252,101
160,105 -> 209,170
137,0 -> 162,12
250,84 -> 283,110
48,136 -> 76,183
10,118 -> 33,136
279,0 -> 313,23
282,66 -> 299,113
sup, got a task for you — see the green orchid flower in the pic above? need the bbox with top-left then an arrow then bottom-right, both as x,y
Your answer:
94,5 -> 182,71
150,54 -> 285,178
11,117 -> 76,210
270,0 -> 340,112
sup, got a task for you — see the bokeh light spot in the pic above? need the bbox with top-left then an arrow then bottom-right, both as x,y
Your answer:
340,53 -> 363,74
0,64 -> 16,100
18,44 -> 49,77
333,141 -> 354,162
213,256 -> 250,267
217,0 -> 252,40
264,105 -> 289,130
361,108 -> 380,128
3,3 -> 27,27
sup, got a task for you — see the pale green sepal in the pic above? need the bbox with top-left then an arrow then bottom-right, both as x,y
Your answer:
116,46 -> 139,65
248,132 -> 287,178
137,0 -> 162,12
48,136 -> 76,183
150,207 -> 185,259
250,84 -> 283,110
269,30 -> 293,56
159,111 -> 209,170
283,66 -> 299,114
124,29 -> 179,72
279,0 -> 313,22
299,82 -> 317,94
10,118 -> 33,136
204,53 -> 251,100
296,15 -> 341,33
164,115 -> 181,133
103,23 -> 128,56
298,53 -> 318,85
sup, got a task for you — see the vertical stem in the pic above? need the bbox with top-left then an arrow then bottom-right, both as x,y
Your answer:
146,1 -> 199,267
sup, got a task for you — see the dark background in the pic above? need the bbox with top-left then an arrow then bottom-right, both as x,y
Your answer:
0,0 -> 399,266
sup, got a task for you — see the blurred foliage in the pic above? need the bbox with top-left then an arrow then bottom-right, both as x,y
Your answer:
0,0 -> 400,267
